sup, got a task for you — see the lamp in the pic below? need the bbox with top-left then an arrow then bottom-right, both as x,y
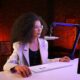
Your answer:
51,22 -> 80,59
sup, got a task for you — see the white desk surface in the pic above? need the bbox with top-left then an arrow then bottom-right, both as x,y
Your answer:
0,58 -> 80,80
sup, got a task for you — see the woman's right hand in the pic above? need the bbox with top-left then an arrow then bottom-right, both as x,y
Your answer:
14,65 -> 32,77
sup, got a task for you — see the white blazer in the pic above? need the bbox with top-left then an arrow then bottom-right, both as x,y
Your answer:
3,38 -> 48,70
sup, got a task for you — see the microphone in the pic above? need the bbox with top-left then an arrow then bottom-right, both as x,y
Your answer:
51,22 -> 80,27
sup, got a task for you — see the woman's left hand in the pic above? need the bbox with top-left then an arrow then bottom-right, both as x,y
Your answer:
59,56 -> 70,62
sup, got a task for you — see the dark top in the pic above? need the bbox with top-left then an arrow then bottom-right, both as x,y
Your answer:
29,49 -> 41,66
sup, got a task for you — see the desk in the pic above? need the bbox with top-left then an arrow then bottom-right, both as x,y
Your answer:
0,59 -> 80,80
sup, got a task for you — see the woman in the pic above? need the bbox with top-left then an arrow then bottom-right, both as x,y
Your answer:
3,12 -> 70,77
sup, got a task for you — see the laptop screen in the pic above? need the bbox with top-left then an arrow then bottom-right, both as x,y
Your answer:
77,58 -> 80,74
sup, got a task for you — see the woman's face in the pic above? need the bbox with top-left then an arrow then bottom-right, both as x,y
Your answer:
33,20 -> 43,38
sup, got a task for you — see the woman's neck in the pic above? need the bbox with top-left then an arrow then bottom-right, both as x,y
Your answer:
29,38 -> 39,51
32,38 -> 38,43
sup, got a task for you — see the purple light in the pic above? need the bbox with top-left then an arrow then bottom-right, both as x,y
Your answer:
52,22 -> 79,27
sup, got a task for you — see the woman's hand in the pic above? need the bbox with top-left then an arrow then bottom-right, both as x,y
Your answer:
59,56 -> 70,62
14,65 -> 32,77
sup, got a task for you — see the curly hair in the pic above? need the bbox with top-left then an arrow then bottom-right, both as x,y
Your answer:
11,12 -> 48,43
